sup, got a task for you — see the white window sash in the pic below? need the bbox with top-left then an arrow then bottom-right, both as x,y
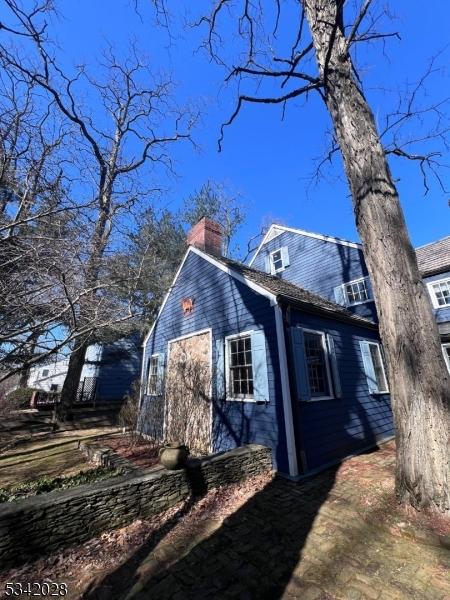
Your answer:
146,354 -> 160,396
302,328 -> 334,401
427,278 -> 450,309
342,276 -> 372,306
225,330 -> 256,402
442,343 -> 450,374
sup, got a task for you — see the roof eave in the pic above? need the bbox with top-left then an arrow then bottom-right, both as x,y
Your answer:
276,294 -> 378,330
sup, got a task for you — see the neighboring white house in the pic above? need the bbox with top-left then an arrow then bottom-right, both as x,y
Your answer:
27,345 -> 102,394
27,336 -> 141,403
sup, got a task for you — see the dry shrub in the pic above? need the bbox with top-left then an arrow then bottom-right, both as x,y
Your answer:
164,335 -> 212,455
118,380 -> 141,447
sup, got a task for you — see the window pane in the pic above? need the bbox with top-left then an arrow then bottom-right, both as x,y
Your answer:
369,344 -> 387,391
432,280 -> 450,307
304,332 -> 330,397
147,356 -> 159,395
345,279 -> 369,304
228,335 -> 254,398
271,250 -> 283,271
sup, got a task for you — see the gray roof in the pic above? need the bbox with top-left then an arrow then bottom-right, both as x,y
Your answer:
416,237 -> 450,277
214,254 -> 376,328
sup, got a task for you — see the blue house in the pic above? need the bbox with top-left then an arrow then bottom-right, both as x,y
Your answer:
416,236 -> 450,370
138,218 -> 395,477
27,335 -> 141,404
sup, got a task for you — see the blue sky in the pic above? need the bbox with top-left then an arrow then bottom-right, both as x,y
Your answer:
53,0 -> 449,251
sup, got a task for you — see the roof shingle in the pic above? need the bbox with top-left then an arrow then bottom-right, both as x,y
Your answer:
212,254 -> 376,328
416,236 -> 450,277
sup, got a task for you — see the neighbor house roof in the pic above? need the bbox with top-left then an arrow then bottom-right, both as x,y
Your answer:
416,236 -> 450,277
213,253 -> 377,329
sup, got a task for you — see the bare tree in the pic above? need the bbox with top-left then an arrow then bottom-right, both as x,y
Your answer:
0,1 -> 196,419
154,0 -> 450,513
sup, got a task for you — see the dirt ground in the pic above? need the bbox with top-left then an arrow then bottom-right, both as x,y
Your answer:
101,434 -> 161,470
1,441 -> 449,600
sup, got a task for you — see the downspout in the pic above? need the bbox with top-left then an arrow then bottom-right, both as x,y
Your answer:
274,301 -> 299,477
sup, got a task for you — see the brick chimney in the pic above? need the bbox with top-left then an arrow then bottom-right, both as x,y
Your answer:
187,217 -> 223,256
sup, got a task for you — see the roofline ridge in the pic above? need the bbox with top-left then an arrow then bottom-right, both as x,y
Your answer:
415,235 -> 450,250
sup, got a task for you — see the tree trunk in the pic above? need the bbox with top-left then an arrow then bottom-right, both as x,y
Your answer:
304,0 -> 450,512
56,342 -> 88,421
57,201 -> 110,422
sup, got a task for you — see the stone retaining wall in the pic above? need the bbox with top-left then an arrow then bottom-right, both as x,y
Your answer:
0,444 -> 272,568
78,439 -> 135,473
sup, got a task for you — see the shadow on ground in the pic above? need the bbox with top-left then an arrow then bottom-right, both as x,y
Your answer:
83,464 -> 340,600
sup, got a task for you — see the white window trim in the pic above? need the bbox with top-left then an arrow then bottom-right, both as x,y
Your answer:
427,277 -> 450,309
442,343 -> 450,374
269,248 -> 285,274
302,327 -> 334,401
365,340 -> 389,394
225,330 -> 257,402
146,353 -> 160,396
342,277 -> 372,307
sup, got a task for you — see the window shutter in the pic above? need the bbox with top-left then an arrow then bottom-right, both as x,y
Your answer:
281,246 -> 290,268
143,355 -> 151,395
365,276 -> 374,300
333,284 -> 346,306
291,327 -> 311,401
379,344 -> 390,388
264,254 -> 272,274
156,353 -> 165,395
215,338 -> 226,400
251,330 -> 270,402
326,334 -> 342,398
359,341 -> 378,393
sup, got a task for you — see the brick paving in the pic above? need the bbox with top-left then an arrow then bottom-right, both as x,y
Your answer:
85,441 -> 450,600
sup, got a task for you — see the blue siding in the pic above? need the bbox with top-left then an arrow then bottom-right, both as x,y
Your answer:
423,271 -> 450,325
251,230 -> 378,321
95,336 -> 141,402
139,251 -> 290,473
288,309 -> 393,471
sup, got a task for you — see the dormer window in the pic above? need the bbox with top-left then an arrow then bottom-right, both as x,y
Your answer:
428,278 -> 450,308
344,278 -> 369,304
267,247 -> 290,274
334,276 -> 373,307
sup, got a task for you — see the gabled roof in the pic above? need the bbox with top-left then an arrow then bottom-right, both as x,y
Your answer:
249,224 -> 362,266
143,245 -> 377,347
212,253 -> 376,328
416,236 -> 450,277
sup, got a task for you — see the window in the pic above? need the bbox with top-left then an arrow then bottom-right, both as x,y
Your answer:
267,246 -> 290,274
271,249 -> 284,273
344,278 -> 369,304
42,369 -> 49,377
369,343 -> 388,392
360,340 -> 389,394
50,384 -> 58,392
146,355 -> 159,395
428,278 -> 450,308
227,334 -> 254,398
303,331 -> 332,398
442,344 -> 450,374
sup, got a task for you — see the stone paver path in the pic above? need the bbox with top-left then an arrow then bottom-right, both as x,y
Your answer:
86,442 -> 450,600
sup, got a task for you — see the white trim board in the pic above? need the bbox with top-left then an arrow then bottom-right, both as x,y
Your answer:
274,304 -> 299,478
249,224 -> 362,266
